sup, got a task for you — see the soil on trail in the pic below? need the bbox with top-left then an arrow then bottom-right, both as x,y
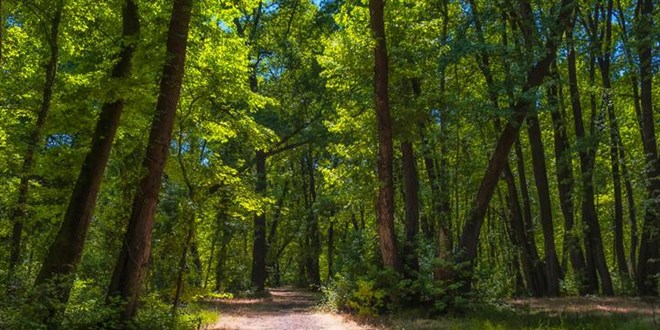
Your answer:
204,288 -> 371,330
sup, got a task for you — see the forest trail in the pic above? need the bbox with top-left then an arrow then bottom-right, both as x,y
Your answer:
205,288 -> 372,330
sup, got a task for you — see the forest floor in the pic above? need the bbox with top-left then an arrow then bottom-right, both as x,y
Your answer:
202,288 -> 658,329
203,287 -> 372,330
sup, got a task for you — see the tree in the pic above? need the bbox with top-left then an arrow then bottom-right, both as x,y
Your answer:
635,0 -> 658,296
31,1 -> 140,324
106,0 -> 194,321
455,0 -> 574,292
8,0 -> 63,285
369,0 -> 402,273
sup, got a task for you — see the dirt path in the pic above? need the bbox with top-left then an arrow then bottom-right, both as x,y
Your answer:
204,288 -> 372,330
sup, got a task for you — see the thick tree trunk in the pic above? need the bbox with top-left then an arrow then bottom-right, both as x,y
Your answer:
635,0 -> 659,296
33,1 -> 140,324
369,0 -> 401,272
401,141 -> 420,279
547,68 -> 589,294
525,113 -> 562,296
106,0 -> 193,321
8,0 -> 63,280
251,150 -> 267,291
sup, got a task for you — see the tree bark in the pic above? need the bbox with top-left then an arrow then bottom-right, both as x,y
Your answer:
635,0 -> 659,296
33,1 -> 140,324
8,0 -> 63,280
106,0 -> 193,321
369,0 -> 401,272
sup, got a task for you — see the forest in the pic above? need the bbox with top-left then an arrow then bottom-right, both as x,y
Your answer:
0,0 -> 658,329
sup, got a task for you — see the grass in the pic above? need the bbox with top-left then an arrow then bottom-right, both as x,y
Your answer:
351,298 -> 658,330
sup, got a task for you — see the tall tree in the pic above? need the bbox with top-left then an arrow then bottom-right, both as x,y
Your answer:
635,0 -> 658,296
566,9 -> 613,295
8,0 -> 64,282
547,65 -> 589,294
525,113 -> 562,296
455,0 -> 573,292
596,0 -> 628,277
106,0 -> 193,321
369,0 -> 401,272
32,0 -> 140,325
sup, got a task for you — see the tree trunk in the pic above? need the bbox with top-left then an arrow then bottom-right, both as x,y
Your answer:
401,141 -> 420,279
597,0 -> 628,277
327,221 -> 334,282
613,0 -> 640,277
547,66 -> 589,294
33,1 -> 140,324
369,0 -> 401,272
502,163 -> 546,296
8,0 -> 63,280
305,151 -> 321,287
106,0 -> 193,321
172,224 -> 193,312
525,113 -> 562,296
251,150 -> 267,291
566,16 -> 612,295
635,0 -> 659,296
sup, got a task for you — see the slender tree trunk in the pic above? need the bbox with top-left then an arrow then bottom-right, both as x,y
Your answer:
305,151 -> 321,287
401,141 -> 420,279
173,223 -> 193,312
614,0 -> 640,277
502,163 -> 546,296
548,66 -> 589,294
369,0 -> 401,272
456,0 -> 573,292
8,0 -> 63,280
251,150 -> 267,291
327,221 -> 334,282
566,24 -> 598,294
106,0 -> 193,321
635,0 -> 659,296
267,180 -> 288,284
525,113 -> 562,296
597,0 -> 628,277
33,2 -> 140,324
